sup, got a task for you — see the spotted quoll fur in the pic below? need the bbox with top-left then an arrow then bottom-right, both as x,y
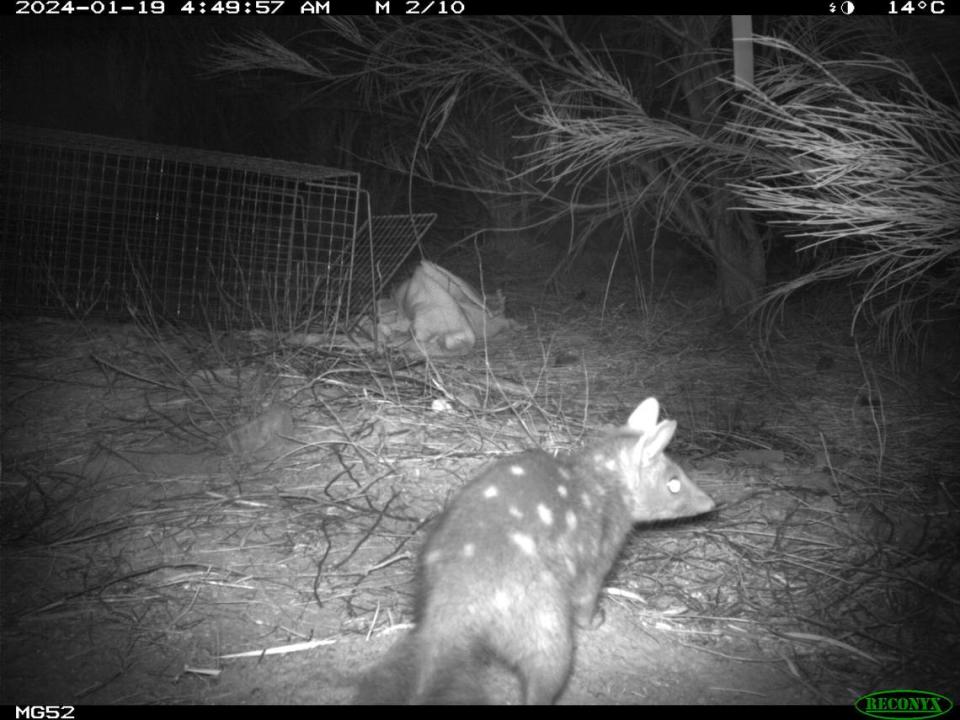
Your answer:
356,397 -> 715,705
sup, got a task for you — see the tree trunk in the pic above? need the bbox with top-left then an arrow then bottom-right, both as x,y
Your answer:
712,208 -> 766,311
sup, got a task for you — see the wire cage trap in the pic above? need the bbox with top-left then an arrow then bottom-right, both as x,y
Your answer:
0,123 -> 379,332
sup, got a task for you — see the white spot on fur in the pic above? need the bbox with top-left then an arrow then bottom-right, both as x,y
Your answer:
581,493 -> 593,510
492,590 -> 511,612
510,532 -> 536,556
425,550 -> 442,564
508,505 -> 524,519
534,607 -> 560,633
593,453 -> 604,464
509,464 -> 526,476
557,484 -> 568,498
604,458 -> 617,471
537,504 -> 553,525
483,485 -> 499,499
667,478 -> 681,494
463,543 -> 475,558
565,510 -> 578,531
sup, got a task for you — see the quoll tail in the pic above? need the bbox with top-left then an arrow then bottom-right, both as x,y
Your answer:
355,632 -> 488,704
354,634 -> 417,705
412,647 -> 489,704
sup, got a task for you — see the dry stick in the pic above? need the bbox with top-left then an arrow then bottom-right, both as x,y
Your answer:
312,528 -> 335,610
26,563 -> 243,616
90,354 -> 183,393
334,489 -> 401,572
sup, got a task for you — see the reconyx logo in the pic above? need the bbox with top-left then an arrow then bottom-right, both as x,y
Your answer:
855,690 -> 953,719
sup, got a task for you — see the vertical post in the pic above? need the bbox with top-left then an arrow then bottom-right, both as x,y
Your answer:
732,16 -> 754,91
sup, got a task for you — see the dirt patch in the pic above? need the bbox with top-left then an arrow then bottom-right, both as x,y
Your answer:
2,291 -> 957,705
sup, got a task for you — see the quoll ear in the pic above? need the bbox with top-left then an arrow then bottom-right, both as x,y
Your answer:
627,397 -> 660,434
642,419 -> 677,463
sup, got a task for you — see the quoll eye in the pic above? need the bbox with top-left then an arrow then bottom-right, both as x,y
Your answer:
667,477 -> 682,494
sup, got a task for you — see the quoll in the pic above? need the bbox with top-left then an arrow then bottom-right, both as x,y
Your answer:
356,397 -> 715,704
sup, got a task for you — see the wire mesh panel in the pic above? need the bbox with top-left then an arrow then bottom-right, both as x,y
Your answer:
349,211 -> 437,323
0,123 -> 364,331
